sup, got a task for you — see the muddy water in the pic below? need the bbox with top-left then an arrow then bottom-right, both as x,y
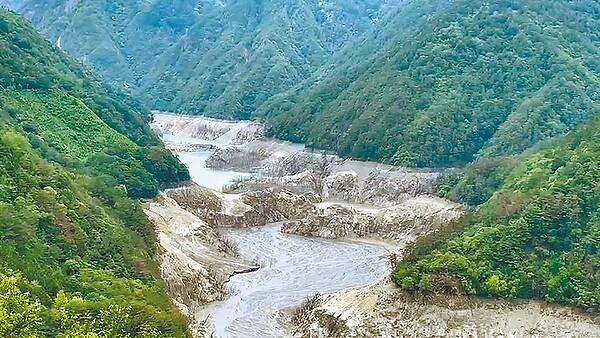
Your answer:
173,141 -> 389,338
165,134 -> 251,191
210,225 -> 388,337
177,151 -> 251,191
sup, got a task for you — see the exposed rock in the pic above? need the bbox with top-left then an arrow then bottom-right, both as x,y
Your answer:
223,164 -> 440,210
323,169 -> 439,207
204,141 -> 335,177
144,194 -> 255,337
233,189 -> 318,226
290,278 -> 600,338
224,170 -> 324,196
151,113 -> 265,145
164,184 -> 318,228
282,197 -> 464,245
166,185 -> 223,226
322,171 -> 359,202
259,151 -> 336,177
163,142 -> 217,153
205,145 -> 270,171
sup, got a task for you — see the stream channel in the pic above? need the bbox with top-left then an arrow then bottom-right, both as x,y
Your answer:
169,134 -> 389,337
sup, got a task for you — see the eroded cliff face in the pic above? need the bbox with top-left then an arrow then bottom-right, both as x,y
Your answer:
151,113 -> 600,338
151,113 -> 265,145
144,194 -> 256,336
282,196 -> 463,245
289,278 -> 600,338
323,169 -> 438,207
165,184 -> 318,227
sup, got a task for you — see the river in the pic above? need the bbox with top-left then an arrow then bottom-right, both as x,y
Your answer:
173,141 -> 389,338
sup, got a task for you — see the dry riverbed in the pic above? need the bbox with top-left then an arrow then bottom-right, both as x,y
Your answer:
149,113 -> 600,338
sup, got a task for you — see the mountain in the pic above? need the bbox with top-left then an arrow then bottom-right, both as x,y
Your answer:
259,0 -> 600,167
9,0 -> 600,169
394,107 -> 600,310
386,0 -> 600,310
5,0 -> 402,119
0,8 -> 189,336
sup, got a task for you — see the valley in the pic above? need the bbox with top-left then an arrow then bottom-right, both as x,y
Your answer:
3,1 -> 600,337
149,113 -> 600,337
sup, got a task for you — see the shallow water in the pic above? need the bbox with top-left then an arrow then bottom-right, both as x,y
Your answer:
210,225 -> 389,338
176,151 -> 251,191
171,137 -> 389,337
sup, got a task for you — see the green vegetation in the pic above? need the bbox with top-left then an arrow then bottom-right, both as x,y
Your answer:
11,0 -> 600,169
0,8 -> 190,336
7,0 -> 399,119
394,112 -> 600,310
8,0 -> 600,321
435,157 -> 521,206
0,131 -> 188,337
261,0 -> 600,167
0,7 -> 189,197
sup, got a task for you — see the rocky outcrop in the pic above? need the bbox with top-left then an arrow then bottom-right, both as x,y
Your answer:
144,194 -> 256,337
204,141 -> 335,177
231,189 -> 318,226
259,151 -> 336,177
166,185 -> 224,226
323,169 -> 439,207
151,113 -> 265,145
224,170 -> 324,196
290,278 -> 600,338
222,165 -> 440,210
282,197 -> 464,244
205,146 -> 270,171
164,184 -> 318,228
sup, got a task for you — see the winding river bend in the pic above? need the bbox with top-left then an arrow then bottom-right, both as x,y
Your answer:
173,144 -> 389,337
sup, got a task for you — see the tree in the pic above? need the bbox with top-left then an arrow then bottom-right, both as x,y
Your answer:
0,274 -> 44,338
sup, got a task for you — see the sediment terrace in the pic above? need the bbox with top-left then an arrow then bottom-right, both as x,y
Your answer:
149,113 -> 600,338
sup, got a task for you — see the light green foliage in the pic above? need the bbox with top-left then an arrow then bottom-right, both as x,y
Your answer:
0,274 -> 43,338
1,90 -> 136,159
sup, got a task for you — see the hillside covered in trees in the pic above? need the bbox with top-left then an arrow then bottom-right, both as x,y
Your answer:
4,0 -> 402,119
13,0 -> 600,168
0,8 -> 190,336
394,109 -> 600,311
379,0 -> 600,313
7,0 -> 600,323
260,0 -> 600,167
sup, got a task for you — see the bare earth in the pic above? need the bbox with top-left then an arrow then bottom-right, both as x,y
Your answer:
149,113 -> 600,337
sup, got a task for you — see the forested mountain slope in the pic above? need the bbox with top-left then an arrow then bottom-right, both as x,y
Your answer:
260,0 -> 600,167
394,109 -> 600,311
0,8 -> 190,336
4,0 -> 401,119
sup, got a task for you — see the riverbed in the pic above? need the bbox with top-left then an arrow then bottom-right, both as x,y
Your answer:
174,145 -> 389,337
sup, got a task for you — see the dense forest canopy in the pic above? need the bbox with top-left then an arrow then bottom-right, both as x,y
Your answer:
384,0 -> 600,313
394,110 -> 600,310
4,0 -> 403,119
260,0 -> 600,167
10,0 -> 600,168
0,8 -> 190,336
